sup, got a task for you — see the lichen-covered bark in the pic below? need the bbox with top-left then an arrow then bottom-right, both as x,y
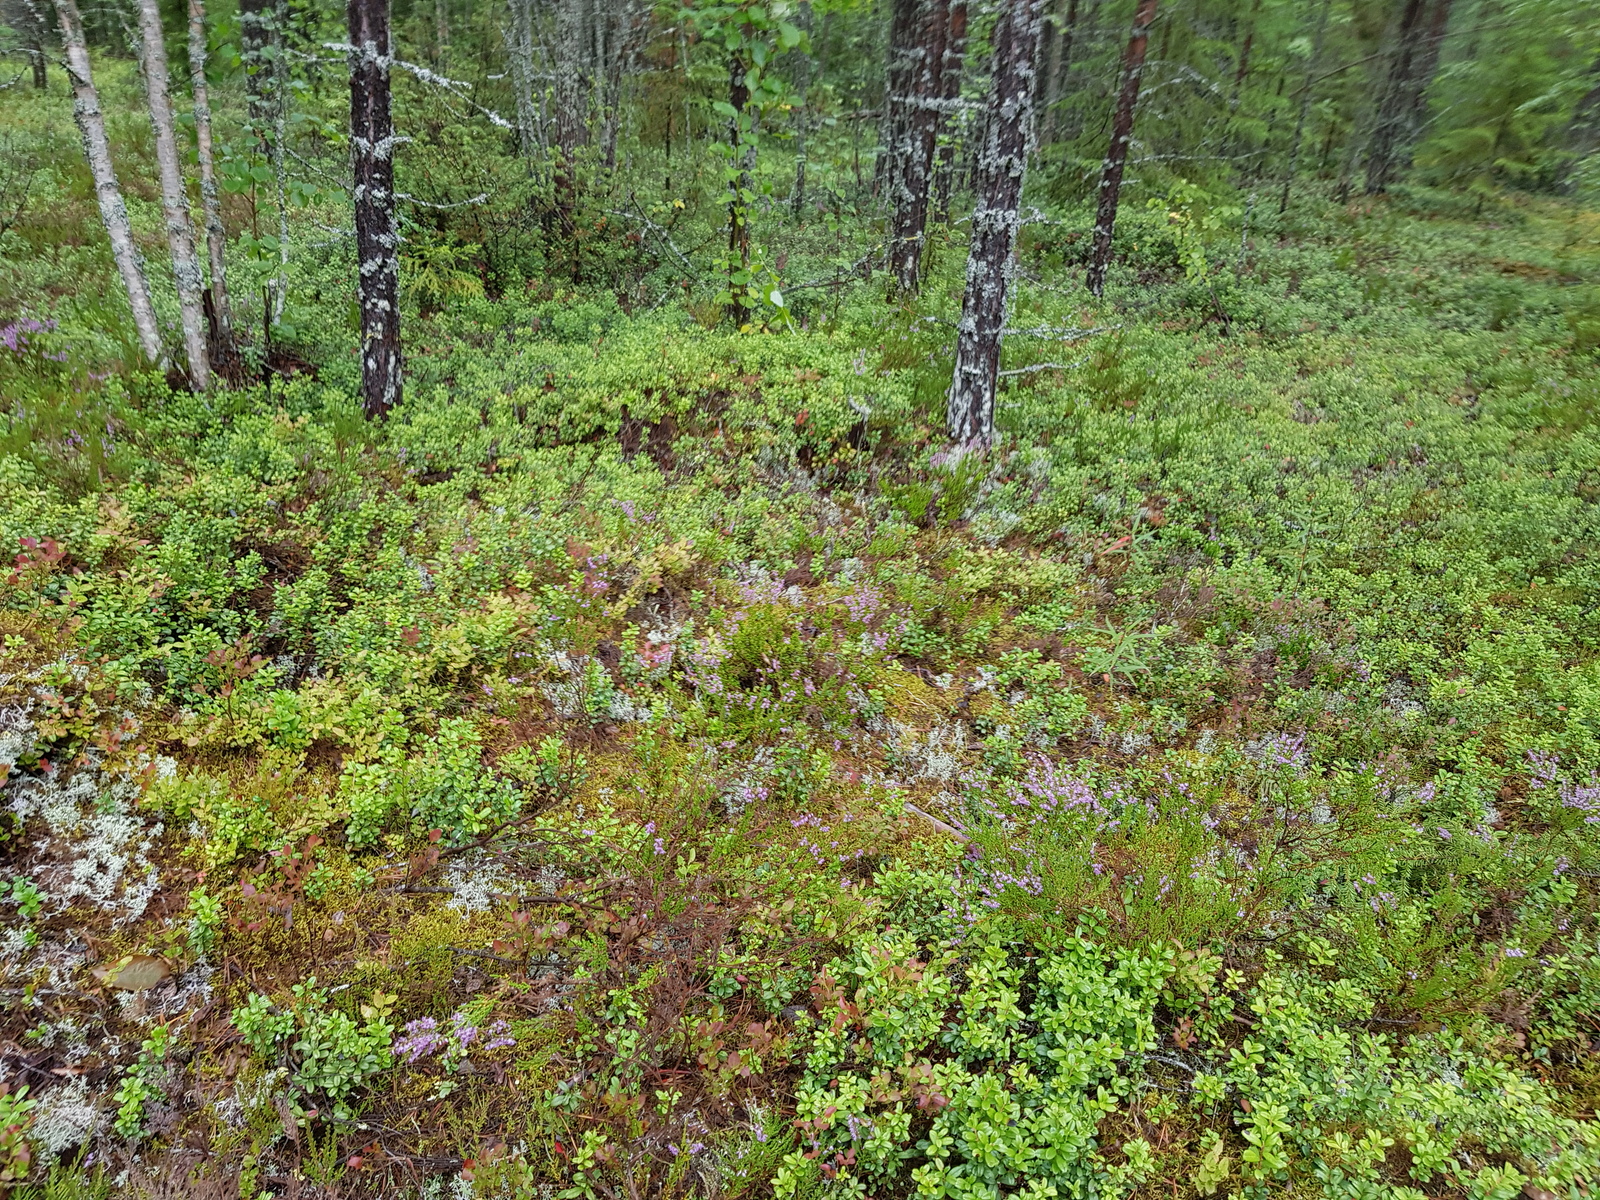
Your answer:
946,0 -> 1045,446
932,0 -> 968,221
188,0 -> 234,347
1085,0 -> 1158,297
507,0 -> 542,166
553,0 -> 593,243
887,0 -> 951,294
136,0 -> 210,390
53,0 -> 163,366
877,0 -> 921,200
348,0 -> 403,418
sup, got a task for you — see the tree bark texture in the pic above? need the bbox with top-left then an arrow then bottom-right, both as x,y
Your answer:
947,0 -> 1045,446
932,0 -> 968,221
135,0 -> 209,388
188,0 -> 234,348
553,0 -> 592,238
348,0 -> 402,418
1362,0 -> 1428,194
53,0 -> 164,366
1085,0 -> 1158,297
507,0 -> 541,165
888,0 -> 950,293
877,0 -> 921,200
1395,0 -> 1453,174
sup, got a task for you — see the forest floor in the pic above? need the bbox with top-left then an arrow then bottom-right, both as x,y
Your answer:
2,79 -> 1600,1197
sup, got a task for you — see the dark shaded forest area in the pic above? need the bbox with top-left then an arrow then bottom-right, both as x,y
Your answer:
1,0 -> 1599,1193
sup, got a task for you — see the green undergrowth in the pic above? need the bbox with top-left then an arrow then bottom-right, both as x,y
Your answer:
3,189 -> 1600,1198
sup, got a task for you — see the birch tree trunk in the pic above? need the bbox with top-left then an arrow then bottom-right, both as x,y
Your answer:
188,0 -> 234,349
932,0 -> 967,221
946,0 -> 1044,446
1084,0 -> 1158,297
1362,0 -> 1428,194
348,0 -> 402,418
507,0 -> 540,166
888,0 -> 950,294
135,0 -> 209,388
54,0 -> 164,366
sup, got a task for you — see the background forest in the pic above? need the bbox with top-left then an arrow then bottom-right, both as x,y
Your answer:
1,0 -> 1600,1195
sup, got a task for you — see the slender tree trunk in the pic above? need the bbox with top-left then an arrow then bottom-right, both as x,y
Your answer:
553,0 -> 591,251
1277,0 -> 1331,213
791,0 -> 813,219
946,0 -> 1045,446
188,0 -> 234,359
725,56 -> 752,320
877,0 -> 920,200
1395,0 -> 1453,175
888,0 -> 950,293
53,0 -> 163,366
348,0 -> 402,418
135,0 -> 209,388
932,0 -> 967,221
507,0 -> 540,166
19,0 -> 47,88
1040,0 -> 1078,144
1362,0 -> 1428,194
1085,0 -> 1157,297
434,0 -> 448,62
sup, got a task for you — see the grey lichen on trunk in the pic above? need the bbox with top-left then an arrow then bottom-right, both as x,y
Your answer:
887,0 -> 951,295
188,0 -> 234,349
1085,0 -> 1158,297
946,0 -> 1045,446
53,0 -> 164,367
136,0 -> 210,389
348,0 -> 403,418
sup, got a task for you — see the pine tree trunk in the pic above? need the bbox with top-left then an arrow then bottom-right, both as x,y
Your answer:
53,0 -> 164,366
188,0 -> 234,354
1084,0 -> 1157,298
888,0 -> 950,294
135,0 -> 209,389
553,0 -> 591,250
20,0 -> 47,89
877,0 -> 920,201
946,0 -> 1045,446
932,0 -> 967,221
1278,0 -> 1331,213
1395,0 -> 1453,175
434,0 -> 449,62
1039,0 -> 1077,145
1362,0 -> 1428,195
348,0 -> 402,418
